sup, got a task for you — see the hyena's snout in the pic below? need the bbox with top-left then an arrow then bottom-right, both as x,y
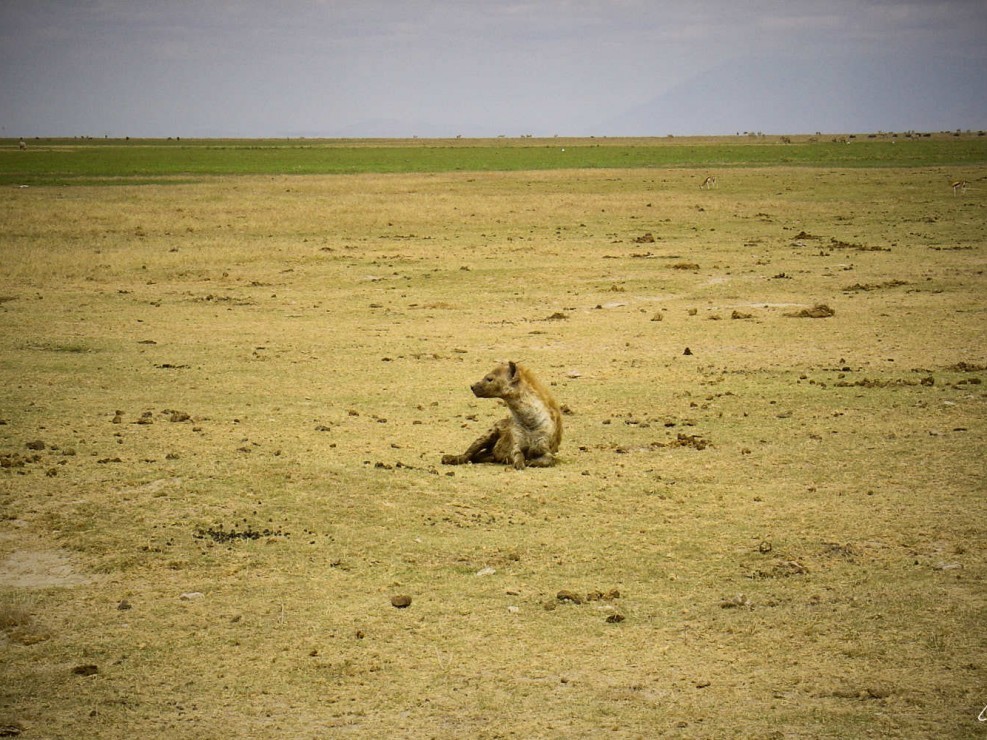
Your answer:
471,381 -> 498,398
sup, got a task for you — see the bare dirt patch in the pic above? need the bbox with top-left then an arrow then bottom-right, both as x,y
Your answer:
0,549 -> 92,589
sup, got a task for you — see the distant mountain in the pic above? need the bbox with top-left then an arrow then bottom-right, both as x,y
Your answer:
603,52 -> 987,136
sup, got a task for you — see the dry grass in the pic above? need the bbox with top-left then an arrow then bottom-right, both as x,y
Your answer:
0,164 -> 985,737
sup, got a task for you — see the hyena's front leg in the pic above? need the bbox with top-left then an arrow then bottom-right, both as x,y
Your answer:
524,452 -> 556,468
491,426 -> 525,469
441,424 -> 503,465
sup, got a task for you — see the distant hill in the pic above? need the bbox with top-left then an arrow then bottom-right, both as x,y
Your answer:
602,51 -> 987,136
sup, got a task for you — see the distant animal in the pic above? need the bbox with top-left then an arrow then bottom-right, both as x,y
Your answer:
951,180 -> 968,195
700,175 -> 716,190
18,139 -> 27,151
441,361 -> 562,469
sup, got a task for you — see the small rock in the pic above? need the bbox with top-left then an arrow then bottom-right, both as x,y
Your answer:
475,567 -> 496,577
116,599 -> 132,611
606,613 -> 625,623
391,594 -> 412,609
179,592 -> 204,601
72,664 -> 99,676
25,440 -> 45,451
683,347 -> 693,356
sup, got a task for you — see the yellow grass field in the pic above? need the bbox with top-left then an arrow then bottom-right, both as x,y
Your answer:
1,159 -> 985,736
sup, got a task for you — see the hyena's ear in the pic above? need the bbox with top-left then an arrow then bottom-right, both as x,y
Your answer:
508,361 -> 518,379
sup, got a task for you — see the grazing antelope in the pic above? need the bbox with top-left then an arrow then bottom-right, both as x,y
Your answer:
700,175 -> 716,190
951,180 -> 968,195
18,139 -> 27,151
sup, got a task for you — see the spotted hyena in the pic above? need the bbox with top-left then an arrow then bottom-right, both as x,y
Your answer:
442,361 -> 562,469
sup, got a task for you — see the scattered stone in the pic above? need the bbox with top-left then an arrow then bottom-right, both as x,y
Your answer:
605,613 -> 625,623
475,567 -> 497,577
391,594 -> 412,609
179,592 -> 204,601
731,310 -> 753,320
683,347 -> 693,356
117,600 -> 132,611
72,664 -> 99,676
24,440 -> 45,451
556,590 -> 583,604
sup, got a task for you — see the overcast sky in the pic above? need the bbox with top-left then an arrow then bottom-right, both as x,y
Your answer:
1,0 -> 985,138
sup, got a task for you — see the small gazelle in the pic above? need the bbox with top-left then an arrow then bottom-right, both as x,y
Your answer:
951,180 -> 969,196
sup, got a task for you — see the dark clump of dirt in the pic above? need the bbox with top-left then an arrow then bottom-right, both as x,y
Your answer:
662,434 -> 710,450
829,237 -> 889,252
194,524 -> 288,543
835,377 -> 934,388
391,594 -> 412,609
1,453 -> 42,469
785,304 -> 835,318
947,362 -> 986,372
633,232 -> 656,243
842,280 -> 909,292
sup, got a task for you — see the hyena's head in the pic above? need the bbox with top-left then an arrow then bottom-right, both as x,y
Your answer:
471,361 -> 519,399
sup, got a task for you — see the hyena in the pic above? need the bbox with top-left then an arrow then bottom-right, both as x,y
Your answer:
442,361 -> 562,469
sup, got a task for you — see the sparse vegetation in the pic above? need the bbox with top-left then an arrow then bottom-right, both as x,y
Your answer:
0,138 -> 984,736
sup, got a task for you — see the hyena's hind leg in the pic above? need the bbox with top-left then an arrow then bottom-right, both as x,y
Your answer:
441,423 -> 504,465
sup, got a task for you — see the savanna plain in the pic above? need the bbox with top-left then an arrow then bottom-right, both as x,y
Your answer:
0,136 -> 985,738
